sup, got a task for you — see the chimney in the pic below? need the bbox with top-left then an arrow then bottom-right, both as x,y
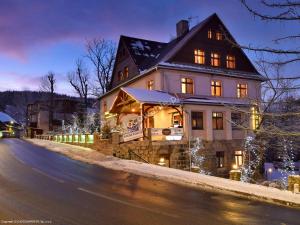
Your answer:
176,20 -> 189,38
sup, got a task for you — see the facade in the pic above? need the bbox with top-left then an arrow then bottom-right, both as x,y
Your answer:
0,112 -> 21,138
100,13 -> 264,175
26,98 -> 83,136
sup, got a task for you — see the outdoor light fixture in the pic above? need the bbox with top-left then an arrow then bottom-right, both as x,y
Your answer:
158,157 -> 166,166
10,121 -> 14,124
232,164 -> 238,170
268,168 -> 273,173
131,108 -> 135,112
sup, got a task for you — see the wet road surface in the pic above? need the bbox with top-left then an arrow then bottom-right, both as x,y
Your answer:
0,138 -> 299,225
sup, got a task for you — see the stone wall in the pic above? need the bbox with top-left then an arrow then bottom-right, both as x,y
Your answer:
113,140 -> 190,170
36,133 -> 245,177
111,138 -> 245,176
201,139 -> 244,177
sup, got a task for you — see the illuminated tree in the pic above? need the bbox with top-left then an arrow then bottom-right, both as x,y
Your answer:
191,137 -> 210,175
240,135 -> 263,183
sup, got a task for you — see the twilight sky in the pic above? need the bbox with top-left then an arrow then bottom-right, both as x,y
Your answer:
0,0 -> 298,95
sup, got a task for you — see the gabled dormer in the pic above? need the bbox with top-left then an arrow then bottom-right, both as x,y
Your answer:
110,37 -> 140,89
110,36 -> 166,90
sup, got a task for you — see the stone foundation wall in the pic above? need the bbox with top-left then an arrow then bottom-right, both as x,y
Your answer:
201,139 -> 244,177
113,140 -> 190,170
112,138 -> 245,176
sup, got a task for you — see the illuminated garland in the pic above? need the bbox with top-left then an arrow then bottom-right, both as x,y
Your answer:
191,137 -> 211,175
240,135 -> 262,183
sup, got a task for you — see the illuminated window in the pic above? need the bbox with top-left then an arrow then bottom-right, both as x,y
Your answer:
216,31 -> 223,40
208,29 -> 212,39
231,112 -> 242,130
226,55 -> 236,69
194,49 -> 205,64
211,80 -> 222,96
103,101 -> 107,112
124,66 -> 129,79
237,83 -> 247,98
234,150 -> 243,167
147,80 -> 154,90
181,78 -> 194,94
216,151 -> 224,168
251,107 -> 260,130
211,52 -> 220,67
212,112 -> 223,130
118,71 -> 123,81
191,112 -> 203,130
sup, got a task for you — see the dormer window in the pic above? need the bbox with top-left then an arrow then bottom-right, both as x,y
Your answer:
194,49 -> 205,64
211,52 -> 220,67
124,66 -> 129,79
181,78 -> 194,94
147,80 -> 154,90
118,71 -> 123,81
216,31 -> 223,40
226,55 -> 236,69
208,29 -> 212,39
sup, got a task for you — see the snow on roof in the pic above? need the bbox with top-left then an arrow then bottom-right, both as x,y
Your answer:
0,112 -> 17,123
158,62 -> 265,81
121,87 -> 180,105
183,97 -> 250,106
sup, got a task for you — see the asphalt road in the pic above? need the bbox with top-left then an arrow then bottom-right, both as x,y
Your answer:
0,139 -> 299,225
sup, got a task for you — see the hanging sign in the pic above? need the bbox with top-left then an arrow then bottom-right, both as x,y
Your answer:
122,114 -> 143,142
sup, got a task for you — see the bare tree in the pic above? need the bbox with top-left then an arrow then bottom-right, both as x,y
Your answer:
68,59 -> 89,111
85,38 -> 116,96
238,0 -> 300,67
40,72 -> 56,131
221,1 -> 300,181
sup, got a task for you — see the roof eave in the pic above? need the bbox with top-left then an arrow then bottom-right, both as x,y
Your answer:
99,66 -> 158,99
157,63 -> 265,82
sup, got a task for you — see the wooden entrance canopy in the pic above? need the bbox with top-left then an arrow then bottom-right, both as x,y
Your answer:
109,87 -> 181,114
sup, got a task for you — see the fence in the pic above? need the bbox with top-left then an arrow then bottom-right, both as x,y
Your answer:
35,133 -> 95,145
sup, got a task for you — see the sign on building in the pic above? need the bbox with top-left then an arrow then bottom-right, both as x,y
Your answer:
122,114 -> 143,142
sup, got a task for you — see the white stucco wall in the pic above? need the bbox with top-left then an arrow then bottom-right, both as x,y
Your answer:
100,68 -> 260,141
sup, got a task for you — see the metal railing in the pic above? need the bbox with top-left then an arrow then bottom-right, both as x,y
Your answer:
128,150 -> 149,163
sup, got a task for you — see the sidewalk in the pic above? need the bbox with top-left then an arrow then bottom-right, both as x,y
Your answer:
26,139 -> 300,208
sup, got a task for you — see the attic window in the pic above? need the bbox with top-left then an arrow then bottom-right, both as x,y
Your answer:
194,49 -> 205,64
226,55 -> 236,69
208,29 -> 212,39
124,67 -> 129,79
216,31 -> 223,40
118,71 -> 123,81
147,80 -> 154,90
103,101 -> 107,112
211,52 -> 220,67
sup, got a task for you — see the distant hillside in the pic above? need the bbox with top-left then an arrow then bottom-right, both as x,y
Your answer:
0,91 -> 81,124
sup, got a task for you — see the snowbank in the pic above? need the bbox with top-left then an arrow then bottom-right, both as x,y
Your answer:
26,139 -> 300,207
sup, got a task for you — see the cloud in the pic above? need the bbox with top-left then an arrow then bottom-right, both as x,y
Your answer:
0,0 -> 184,60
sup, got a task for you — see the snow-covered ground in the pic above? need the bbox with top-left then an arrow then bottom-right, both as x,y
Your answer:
26,139 -> 300,207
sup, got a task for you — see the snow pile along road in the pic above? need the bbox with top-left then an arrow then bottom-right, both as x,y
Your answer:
26,139 -> 300,207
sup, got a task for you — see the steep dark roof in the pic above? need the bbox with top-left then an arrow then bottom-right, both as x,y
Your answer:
120,13 -> 218,72
105,13 -> 265,98
121,35 -> 167,71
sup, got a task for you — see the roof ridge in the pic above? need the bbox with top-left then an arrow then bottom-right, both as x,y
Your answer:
120,35 -> 166,44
